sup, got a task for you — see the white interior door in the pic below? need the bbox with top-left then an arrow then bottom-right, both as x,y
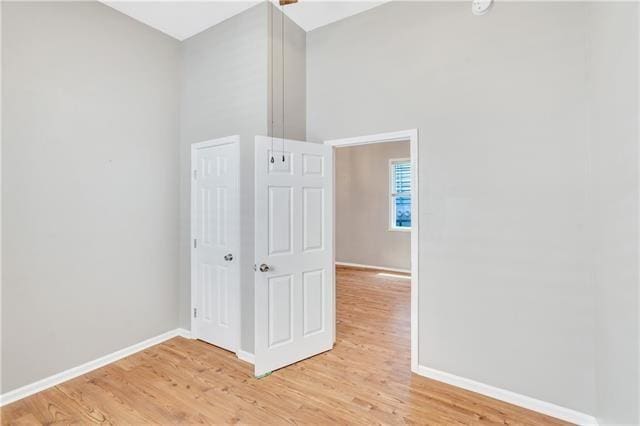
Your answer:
254,136 -> 334,377
192,136 -> 240,353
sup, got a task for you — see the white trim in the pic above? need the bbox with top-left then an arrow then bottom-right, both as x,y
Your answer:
190,135 -> 240,150
335,261 -> 410,275
389,227 -> 411,233
415,365 -> 598,426
325,128 -> 419,372
190,136 -> 242,357
0,328 -> 190,407
177,328 -> 193,339
237,350 -> 255,365
325,129 -> 416,147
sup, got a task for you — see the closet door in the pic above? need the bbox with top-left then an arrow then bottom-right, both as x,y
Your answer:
192,136 -> 240,353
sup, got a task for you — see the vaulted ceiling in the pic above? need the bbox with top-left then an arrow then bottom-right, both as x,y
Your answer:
103,1 -> 387,41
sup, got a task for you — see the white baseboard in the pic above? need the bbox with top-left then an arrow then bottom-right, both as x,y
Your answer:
0,328 -> 189,407
237,350 -> 255,364
415,365 -> 598,426
335,261 -> 410,274
176,328 -> 192,339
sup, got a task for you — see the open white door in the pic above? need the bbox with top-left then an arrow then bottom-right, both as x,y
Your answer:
254,136 -> 334,377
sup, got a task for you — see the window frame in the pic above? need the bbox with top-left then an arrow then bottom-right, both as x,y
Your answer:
389,157 -> 412,232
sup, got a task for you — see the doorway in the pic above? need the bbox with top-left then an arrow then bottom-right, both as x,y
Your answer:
325,129 -> 419,372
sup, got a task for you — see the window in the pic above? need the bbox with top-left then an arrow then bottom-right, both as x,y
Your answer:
389,159 -> 411,231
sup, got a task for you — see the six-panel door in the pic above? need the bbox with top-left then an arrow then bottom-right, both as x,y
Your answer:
254,136 -> 334,376
194,140 -> 239,352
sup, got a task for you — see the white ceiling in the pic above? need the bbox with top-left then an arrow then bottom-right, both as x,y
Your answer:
103,1 -> 387,41
275,1 -> 387,33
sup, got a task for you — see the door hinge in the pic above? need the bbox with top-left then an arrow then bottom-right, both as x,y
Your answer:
193,308 -> 197,318
193,238 -> 197,249
193,169 -> 198,180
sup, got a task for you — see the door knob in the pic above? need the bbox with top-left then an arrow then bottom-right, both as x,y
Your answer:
259,263 -> 271,272
224,253 -> 233,262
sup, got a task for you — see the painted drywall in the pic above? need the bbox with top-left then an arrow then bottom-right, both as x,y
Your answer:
308,1 -> 596,414
335,142 -> 410,271
1,1 -> 180,393
179,3 -> 306,354
587,2 -> 639,424
270,4 -> 306,142
179,2 -> 268,355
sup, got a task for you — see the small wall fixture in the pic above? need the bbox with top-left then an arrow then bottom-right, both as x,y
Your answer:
472,0 -> 493,15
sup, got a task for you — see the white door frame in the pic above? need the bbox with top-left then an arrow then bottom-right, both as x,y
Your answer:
190,135 -> 241,355
324,129 -> 419,372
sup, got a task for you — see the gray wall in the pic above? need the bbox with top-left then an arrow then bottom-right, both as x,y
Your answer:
270,5 -> 306,142
587,3 -> 639,424
179,3 -> 269,354
1,1 -> 180,393
308,1 -> 595,414
179,3 -> 306,354
335,142 -> 410,271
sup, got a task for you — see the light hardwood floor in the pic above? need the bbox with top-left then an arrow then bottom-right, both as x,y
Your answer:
1,266 -> 568,425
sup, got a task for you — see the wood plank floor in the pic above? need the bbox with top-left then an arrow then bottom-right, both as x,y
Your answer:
1,266 -> 569,425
